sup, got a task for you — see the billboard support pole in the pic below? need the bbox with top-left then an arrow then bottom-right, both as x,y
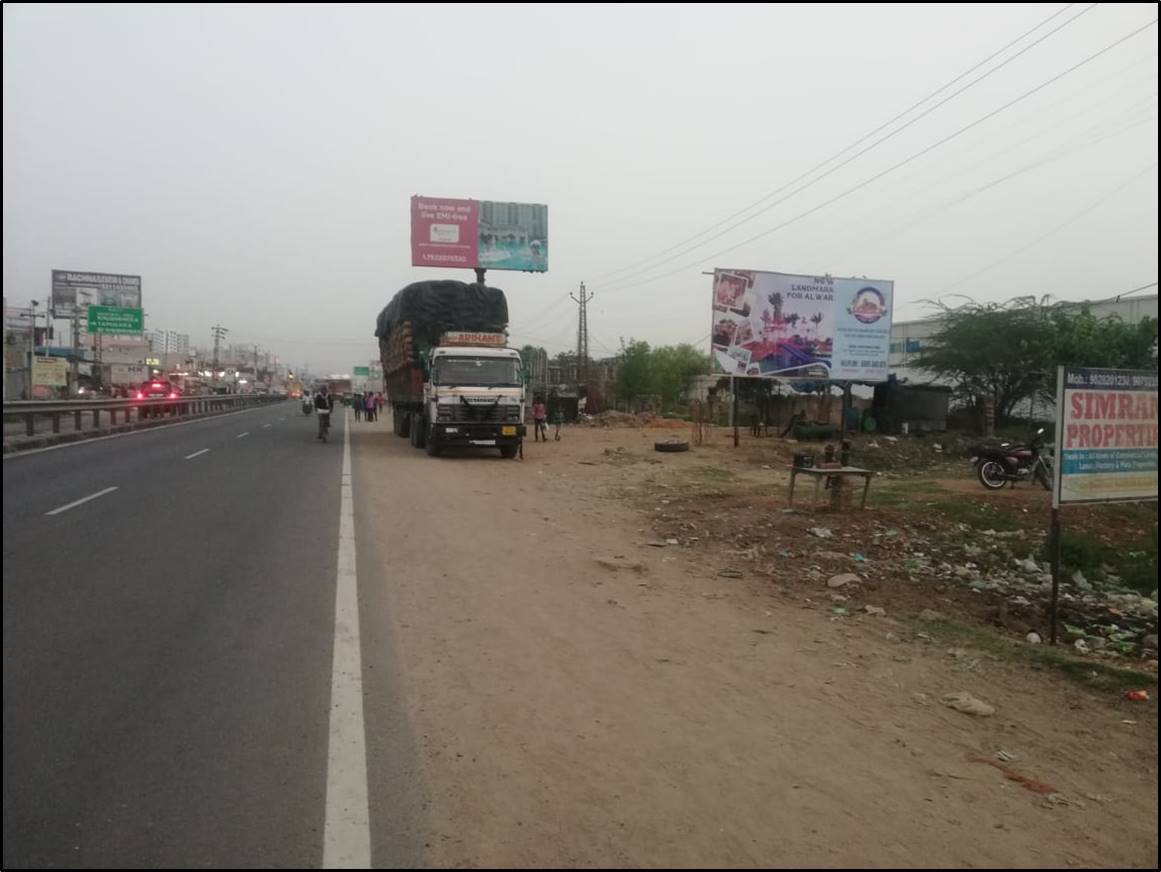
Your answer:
731,376 -> 739,448
1049,506 -> 1061,645
474,268 -> 487,286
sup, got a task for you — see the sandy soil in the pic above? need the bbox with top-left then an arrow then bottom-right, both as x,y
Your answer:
354,423 -> 1157,869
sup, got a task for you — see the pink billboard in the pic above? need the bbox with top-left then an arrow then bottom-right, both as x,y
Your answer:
410,195 -> 549,272
411,197 -> 479,268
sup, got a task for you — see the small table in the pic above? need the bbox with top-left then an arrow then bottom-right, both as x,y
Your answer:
788,465 -> 874,510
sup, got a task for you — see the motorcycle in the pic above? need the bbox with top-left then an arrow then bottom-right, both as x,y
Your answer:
302,398 -> 313,415
970,427 -> 1054,491
317,408 -> 331,442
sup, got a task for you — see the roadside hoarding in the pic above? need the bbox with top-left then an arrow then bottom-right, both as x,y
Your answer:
52,270 -> 142,316
710,269 -> 892,381
1053,367 -> 1158,506
410,196 -> 548,272
88,305 -> 144,335
32,357 -> 68,397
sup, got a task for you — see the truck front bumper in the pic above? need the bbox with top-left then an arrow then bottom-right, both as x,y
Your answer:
431,422 -> 525,446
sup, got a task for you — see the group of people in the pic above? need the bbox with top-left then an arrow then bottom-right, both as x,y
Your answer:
352,391 -> 385,422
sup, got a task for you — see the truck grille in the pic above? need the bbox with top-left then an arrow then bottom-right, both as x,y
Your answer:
436,401 -> 520,423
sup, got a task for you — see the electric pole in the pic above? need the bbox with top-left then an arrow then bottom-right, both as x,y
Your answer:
211,324 -> 229,382
570,282 -> 592,387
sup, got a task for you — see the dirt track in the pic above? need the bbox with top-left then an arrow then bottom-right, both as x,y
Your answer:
354,423 -> 1158,868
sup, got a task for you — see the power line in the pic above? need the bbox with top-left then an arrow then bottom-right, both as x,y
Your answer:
594,16 -> 1159,297
935,162 -> 1159,296
588,2 -> 1090,285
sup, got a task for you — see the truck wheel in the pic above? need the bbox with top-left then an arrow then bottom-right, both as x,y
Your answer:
412,416 -> 427,449
500,444 -> 519,459
396,408 -> 410,438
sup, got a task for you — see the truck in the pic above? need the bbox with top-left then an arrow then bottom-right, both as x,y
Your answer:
375,280 -> 525,458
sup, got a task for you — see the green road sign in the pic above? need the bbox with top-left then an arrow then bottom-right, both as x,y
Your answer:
353,366 -> 370,376
88,305 -> 144,334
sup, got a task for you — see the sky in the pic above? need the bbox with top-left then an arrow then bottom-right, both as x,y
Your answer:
3,2 -> 1157,373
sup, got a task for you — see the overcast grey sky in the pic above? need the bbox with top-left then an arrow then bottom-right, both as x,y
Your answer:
4,3 -> 1157,372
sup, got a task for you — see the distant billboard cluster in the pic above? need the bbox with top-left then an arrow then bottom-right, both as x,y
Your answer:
710,269 -> 894,382
411,196 -> 548,272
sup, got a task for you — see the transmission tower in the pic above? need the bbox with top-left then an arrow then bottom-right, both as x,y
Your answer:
570,283 -> 592,386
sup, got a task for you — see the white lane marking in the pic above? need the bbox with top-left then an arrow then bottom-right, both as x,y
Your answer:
236,432 -> 250,439
45,486 -> 119,516
184,448 -> 210,460
323,410 -> 371,869
263,423 -> 272,429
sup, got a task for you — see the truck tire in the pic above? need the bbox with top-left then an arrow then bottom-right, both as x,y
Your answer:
426,429 -> 441,456
654,439 -> 690,453
500,444 -> 519,459
412,415 -> 427,449
397,408 -> 410,438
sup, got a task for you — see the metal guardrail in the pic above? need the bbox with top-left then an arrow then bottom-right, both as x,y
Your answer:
3,394 -> 286,439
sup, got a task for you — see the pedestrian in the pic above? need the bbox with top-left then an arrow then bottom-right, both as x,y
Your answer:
377,392 -> 386,421
353,392 -> 364,422
366,392 -> 377,422
532,396 -> 547,442
553,404 -> 563,441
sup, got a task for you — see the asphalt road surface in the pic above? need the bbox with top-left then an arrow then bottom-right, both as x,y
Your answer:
3,402 -> 423,868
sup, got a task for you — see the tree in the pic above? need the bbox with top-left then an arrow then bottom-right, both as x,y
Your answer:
614,339 -> 710,411
915,296 -> 1158,420
615,339 -> 652,404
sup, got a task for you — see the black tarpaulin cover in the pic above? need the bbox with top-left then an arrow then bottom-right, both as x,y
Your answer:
374,281 -> 508,344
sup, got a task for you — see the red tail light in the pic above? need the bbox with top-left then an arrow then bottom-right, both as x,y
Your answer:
168,392 -> 178,398
136,391 -> 144,399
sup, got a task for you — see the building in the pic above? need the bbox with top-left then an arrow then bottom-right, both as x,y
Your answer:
145,329 -> 191,357
889,294 -> 1157,369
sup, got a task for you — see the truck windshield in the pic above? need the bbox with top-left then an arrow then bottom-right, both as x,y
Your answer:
433,356 -> 521,387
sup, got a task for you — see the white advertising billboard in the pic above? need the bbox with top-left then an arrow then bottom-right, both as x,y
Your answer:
710,269 -> 892,381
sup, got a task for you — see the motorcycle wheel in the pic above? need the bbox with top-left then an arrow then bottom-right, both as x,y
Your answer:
977,460 -> 1008,490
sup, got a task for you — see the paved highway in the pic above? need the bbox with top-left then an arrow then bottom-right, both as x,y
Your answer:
2,402 -> 423,868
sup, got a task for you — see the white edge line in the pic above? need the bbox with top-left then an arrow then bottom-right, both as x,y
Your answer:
3,404 -> 283,461
236,432 -> 250,439
45,486 -> 119,516
323,409 -> 371,868
184,448 -> 210,460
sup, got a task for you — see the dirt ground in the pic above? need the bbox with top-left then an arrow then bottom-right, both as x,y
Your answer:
355,423 -> 1158,869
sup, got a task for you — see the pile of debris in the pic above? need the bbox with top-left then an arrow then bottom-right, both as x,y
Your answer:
587,410 -> 657,428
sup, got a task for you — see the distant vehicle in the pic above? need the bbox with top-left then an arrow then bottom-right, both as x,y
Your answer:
376,280 -> 525,458
133,380 -> 182,417
135,380 -> 181,400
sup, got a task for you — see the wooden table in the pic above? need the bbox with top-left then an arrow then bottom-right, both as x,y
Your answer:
788,465 -> 873,510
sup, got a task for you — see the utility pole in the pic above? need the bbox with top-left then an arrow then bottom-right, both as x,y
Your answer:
570,282 -> 592,387
211,324 -> 229,383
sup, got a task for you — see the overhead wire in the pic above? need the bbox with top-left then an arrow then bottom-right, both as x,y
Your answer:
591,17 -> 1160,297
588,3 -> 1095,286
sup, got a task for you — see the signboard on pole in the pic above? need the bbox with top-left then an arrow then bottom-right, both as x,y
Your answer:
353,366 -> 370,377
1052,367 -> 1158,506
709,269 -> 894,381
33,357 -> 68,387
52,270 -> 142,316
410,196 -> 548,272
88,305 -> 144,335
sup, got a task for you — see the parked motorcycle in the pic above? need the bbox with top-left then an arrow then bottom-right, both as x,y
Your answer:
970,428 -> 1053,491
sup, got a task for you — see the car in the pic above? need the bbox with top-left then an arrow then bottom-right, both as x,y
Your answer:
135,381 -> 182,417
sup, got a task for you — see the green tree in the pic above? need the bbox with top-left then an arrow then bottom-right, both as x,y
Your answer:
615,339 -> 653,404
915,296 -> 1158,419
